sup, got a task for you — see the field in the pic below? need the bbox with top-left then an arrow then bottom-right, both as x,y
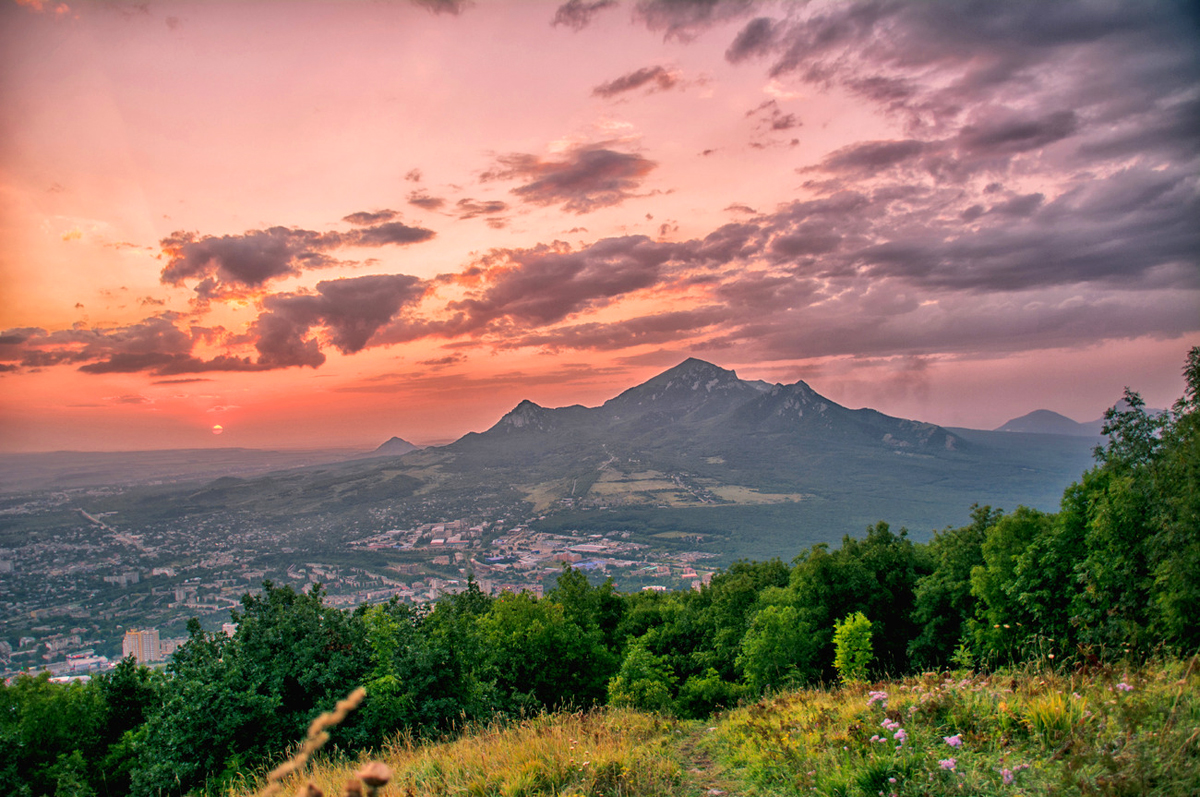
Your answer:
236,659 -> 1199,797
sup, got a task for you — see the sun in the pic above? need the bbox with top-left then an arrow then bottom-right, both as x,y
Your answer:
212,424 -> 224,435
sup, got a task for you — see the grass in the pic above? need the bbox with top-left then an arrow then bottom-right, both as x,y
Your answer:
712,658 -> 1200,796
242,709 -> 689,797
233,659 -> 1199,797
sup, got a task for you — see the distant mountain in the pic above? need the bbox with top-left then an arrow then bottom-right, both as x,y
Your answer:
88,358 -> 1100,561
995,410 -> 1103,437
467,358 -> 963,455
373,436 -> 420,456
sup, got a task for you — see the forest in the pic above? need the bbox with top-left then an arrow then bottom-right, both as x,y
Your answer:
3,348 -> 1197,797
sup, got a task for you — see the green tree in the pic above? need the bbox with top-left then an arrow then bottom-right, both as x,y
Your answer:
833,611 -> 873,684
736,603 -> 817,693
0,673 -> 106,797
969,506 -> 1053,664
607,638 -> 677,713
908,505 -> 1000,668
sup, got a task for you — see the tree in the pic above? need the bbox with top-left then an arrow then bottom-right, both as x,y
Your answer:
607,638 -> 677,713
736,603 -> 817,693
908,506 -> 1000,669
833,612 -> 874,684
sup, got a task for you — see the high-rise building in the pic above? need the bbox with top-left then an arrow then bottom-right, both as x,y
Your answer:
122,628 -> 161,663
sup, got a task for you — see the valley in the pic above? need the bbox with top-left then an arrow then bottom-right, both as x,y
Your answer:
0,359 -> 1100,677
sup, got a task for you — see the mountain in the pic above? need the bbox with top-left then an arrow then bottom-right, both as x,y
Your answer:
373,436 -> 420,456
80,359 -> 1100,562
996,409 -> 1103,437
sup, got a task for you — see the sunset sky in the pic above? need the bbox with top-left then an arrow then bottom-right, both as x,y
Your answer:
2,0 -> 1197,452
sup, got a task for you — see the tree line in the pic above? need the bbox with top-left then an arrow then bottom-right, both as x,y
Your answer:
3,348 -> 1196,797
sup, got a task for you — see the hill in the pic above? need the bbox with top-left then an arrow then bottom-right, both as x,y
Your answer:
995,409 -> 1103,436
372,436 -> 419,456
240,661 -> 1199,797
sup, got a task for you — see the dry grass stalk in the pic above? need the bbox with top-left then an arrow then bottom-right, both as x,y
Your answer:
257,686 -> 367,797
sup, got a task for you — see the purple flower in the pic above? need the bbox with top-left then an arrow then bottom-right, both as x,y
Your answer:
1000,768 -> 1014,785
881,718 -> 900,731
1115,682 -> 1133,692
939,758 -> 956,771
868,690 -> 888,707
943,734 -> 962,748
893,728 -> 907,745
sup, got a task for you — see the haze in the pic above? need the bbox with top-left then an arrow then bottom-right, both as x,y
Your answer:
1,0 -> 1197,452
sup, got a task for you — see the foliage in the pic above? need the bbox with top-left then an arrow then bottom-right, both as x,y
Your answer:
608,639 -> 678,714
833,612 -> 874,684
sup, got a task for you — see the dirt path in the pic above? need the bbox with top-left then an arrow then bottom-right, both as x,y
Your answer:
675,723 -> 741,797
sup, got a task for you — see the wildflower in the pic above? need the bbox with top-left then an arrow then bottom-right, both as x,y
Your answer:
870,735 -> 885,743
943,734 -> 962,748
868,690 -> 888,707
881,718 -> 900,731
888,777 -> 897,783
1115,682 -> 1133,692
1000,768 -> 1014,785
893,728 -> 907,745
939,758 -> 956,771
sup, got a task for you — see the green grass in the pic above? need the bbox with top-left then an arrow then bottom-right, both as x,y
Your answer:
712,659 -> 1200,796
233,659 -> 1199,797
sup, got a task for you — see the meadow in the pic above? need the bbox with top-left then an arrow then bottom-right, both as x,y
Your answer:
240,658 -> 1199,797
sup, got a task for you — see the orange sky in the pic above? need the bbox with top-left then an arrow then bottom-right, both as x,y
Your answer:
2,0 -> 1198,452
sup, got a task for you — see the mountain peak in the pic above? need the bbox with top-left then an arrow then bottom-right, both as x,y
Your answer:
374,436 -> 418,455
602,358 -> 770,421
493,399 -> 551,433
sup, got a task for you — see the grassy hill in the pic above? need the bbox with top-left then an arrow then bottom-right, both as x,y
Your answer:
242,659 -> 1198,797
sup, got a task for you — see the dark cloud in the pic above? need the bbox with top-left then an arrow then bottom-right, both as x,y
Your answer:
448,236 -> 690,329
957,110 -> 1077,156
483,145 -> 657,214
160,227 -> 333,288
726,16 -> 778,63
343,222 -> 436,247
255,274 -> 427,366
634,0 -> 758,42
552,0 -> 618,30
420,353 -> 467,367
592,65 -> 680,98
407,190 -> 447,211
456,198 -> 509,220
3,273 -> 429,375
158,220 -> 434,298
501,307 -> 730,351
816,139 -> 928,174
343,209 -> 400,226
410,0 -> 472,15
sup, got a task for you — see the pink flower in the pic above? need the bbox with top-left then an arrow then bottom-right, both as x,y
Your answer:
943,734 -> 962,748
868,690 -> 888,706
893,728 -> 907,745
939,758 -> 956,771
1115,682 -> 1133,692
1000,768 -> 1014,785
